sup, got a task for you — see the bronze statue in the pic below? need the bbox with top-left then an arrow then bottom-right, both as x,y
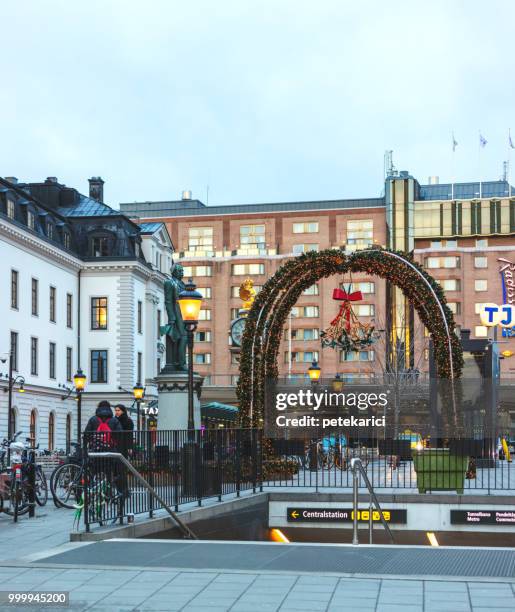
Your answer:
160,263 -> 187,371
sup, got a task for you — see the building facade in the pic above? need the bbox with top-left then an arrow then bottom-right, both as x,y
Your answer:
120,173 -> 515,393
0,176 -> 173,449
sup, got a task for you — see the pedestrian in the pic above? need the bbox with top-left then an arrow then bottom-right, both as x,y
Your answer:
114,404 -> 134,458
85,401 -> 123,449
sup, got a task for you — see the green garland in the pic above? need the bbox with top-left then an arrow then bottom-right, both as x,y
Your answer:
237,247 -> 463,427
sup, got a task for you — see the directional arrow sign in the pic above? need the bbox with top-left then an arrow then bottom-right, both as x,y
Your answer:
287,507 -> 407,524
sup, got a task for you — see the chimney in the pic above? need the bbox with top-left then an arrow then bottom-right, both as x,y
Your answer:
89,176 -> 104,202
428,176 -> 440,185
5,177 -> 18,185
182,190 -> 192,200
46,177 -> 58,183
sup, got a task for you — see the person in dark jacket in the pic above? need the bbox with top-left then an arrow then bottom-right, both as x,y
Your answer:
114,404 -> 134,457
85,401 -> 123,436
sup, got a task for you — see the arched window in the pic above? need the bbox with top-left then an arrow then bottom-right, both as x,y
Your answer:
9,407 -> 17,436
66,413 -> 72,453
30,409 -> 37,445
48,412 -> 55,451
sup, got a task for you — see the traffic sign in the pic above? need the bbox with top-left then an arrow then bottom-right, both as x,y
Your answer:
287,507 -> 407,523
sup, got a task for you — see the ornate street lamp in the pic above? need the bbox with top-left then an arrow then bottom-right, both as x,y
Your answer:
73,368 -> 86,444
1,352 -> 26,445
133,383 -> 145,430
331,373 -> 344,393
308,361 -> 321,384
178,279 -> 203,433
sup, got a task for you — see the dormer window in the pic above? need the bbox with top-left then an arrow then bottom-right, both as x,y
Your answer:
91,236 -> 109,257
47,221 -> 54,240
7,199 -> 15,219
27,210 -> 35,230
63,231 -> 71,249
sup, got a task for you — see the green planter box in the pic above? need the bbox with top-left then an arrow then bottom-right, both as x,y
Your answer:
412,449 -> 468,494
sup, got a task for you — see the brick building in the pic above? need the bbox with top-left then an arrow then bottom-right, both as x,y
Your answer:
120,172 -> 515,389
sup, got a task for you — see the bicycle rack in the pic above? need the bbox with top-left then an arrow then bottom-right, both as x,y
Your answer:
350,458 -> 394,545
88,452 -> 197,539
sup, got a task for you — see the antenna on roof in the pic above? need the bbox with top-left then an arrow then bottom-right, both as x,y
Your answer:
384,150 -> 397,178
502,160 -> 509,182
206,185 -> 209,206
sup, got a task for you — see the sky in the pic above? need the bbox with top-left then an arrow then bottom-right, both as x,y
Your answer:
2,0 -> 515,208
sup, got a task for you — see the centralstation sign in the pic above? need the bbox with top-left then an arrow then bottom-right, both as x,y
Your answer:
287,507 -> 407,524
451,510 -> 515,525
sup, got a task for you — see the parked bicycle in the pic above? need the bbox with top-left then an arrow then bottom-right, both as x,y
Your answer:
0,432 -> 48,518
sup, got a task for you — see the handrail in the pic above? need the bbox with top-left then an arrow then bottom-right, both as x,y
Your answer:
88,452 -> 197,540
350,458 -> 394,544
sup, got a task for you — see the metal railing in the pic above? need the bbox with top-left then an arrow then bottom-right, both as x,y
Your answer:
82,428 -> 262,529
350,458 -> 394,545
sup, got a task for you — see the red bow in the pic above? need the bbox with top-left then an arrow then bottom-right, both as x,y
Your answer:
331,288 -> 363,330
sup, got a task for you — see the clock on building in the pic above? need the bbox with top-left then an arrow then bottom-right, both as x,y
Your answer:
230,317 -> 246,347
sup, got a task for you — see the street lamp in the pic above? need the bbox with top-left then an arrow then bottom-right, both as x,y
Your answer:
133,383 -> 145,430
1,352 -> 25,442
308,361 -> 321,384
331,374 -> 344,393
73,368 -> 86,444
178,278 -> 203,433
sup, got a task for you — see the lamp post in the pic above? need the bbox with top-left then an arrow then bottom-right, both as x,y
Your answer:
331,373 -> 344,393
177,278 -> 203,435
1,352 -> 25,442
308,361 -> 321,384
133,383 -> 145,430
73,368 -> 86,444
307,361 -> 321,471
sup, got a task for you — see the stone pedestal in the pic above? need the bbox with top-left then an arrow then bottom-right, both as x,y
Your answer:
156,372 -> 203,431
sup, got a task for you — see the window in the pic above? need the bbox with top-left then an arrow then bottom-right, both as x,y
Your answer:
31,337 -> 38,376
302,284 -> 319,296
47,222 -> 54,240
293,244 -> 319,254
231,353 -> 240,365
474,256 -> 488,269
445,240 -> 457,248
476,238 -> 488,248
356,304 -> 375,316
66,347 -> 72,381
91,297 -> 108,330
345,282 -> 375,294
475,279 -> 488,292
66,414 -> 72,452
157,309 -> 161,339
475,326 -> 488,337
8,407 -> 16,440
194,353 -> 211,364
240,224 -> 265,246
30,410 -> 37,446
48,413 -> 55,451
27,210 -> 35,230
10,331 -> 18,372
7,198 -> 15,219
49,286 -> 56,322
287,350 -> 319,363
290,306 -> 319,318
232,263 -> 265,275
346,219 -> 373,246
157,358 -> 161,375
182,265 -> 212,277
490,201 -> 501,233
137,301 -> 142,334
290,328 -> 319,341
198,309 -> 211,321
197,287 -> 212,299
231,285 -> 261,297
66,293 -> 72,328
340,350 -> 374,362
447,302 -> 461,315
11,270 -> 18,309
293,222 -> 319,234
63,231 -> 71,249
471,201 -> 482,234
231,308 -> 240,319
188,227 -> 213,252
91,350 -> 108,383
424,256 -> 460,269
441,279 -> 460,292
91,236 -> 109,257
195,330 -> 211,342
475,303 -> 489,314
31,278 -> 39,316
137,352 -> 142,383
49,342 -> 56,379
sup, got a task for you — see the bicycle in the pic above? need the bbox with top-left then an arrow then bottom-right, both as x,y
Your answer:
72,469 -> 122,529
49,443 -> 84,509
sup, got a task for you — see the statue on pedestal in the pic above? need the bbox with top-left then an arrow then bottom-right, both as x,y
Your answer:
160,263 -> 187,372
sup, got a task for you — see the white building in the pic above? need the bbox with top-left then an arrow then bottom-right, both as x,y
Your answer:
0,176 -> 173,450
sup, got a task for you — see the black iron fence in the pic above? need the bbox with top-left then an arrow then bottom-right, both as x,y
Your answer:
82,428 -> 262,529
264,427 -> 515,494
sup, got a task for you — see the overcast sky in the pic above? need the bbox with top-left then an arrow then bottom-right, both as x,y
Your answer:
2,1 -> 515,208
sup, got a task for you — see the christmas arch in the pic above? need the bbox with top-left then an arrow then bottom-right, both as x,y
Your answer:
237,247 -> 463,427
